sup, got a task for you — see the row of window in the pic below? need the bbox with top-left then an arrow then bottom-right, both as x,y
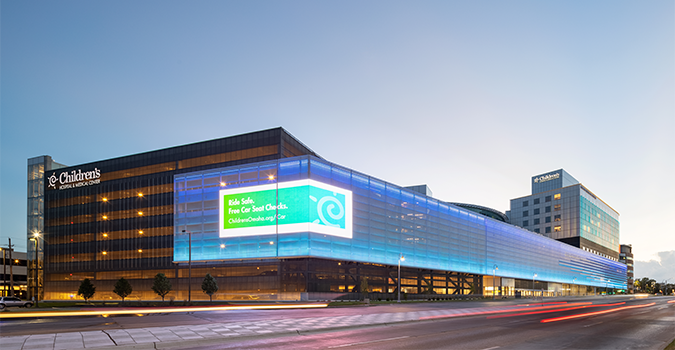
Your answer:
48,184 -> 173,208
522,193 -> 561,207
522,205 -> 561,217
523,223 -> 562,233
531,226 -> 561,234
582,246 -> 618,261
522,215 -> 561,227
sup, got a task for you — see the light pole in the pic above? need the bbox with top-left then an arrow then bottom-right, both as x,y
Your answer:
532,273 -> 537,298
182,230 -> 192,302
29,232 -> 40,306
397,254 -> 405,303
492,265 -> 498,300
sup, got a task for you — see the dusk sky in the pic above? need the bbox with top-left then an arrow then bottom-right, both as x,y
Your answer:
1,1 -> 673,281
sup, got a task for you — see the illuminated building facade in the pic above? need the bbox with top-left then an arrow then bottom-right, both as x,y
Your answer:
30,129 -> 626,301
507,169 -> 621,261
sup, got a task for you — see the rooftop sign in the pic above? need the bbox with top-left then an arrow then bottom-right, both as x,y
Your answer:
47,168 -> 101,190
533,172 -> 560,184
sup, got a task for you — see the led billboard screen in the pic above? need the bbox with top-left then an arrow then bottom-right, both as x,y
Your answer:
219,179 -> 352,239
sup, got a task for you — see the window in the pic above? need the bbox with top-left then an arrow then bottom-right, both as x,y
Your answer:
533,198 -> 540,205
533,218 -> 540,225
554,204 -> 561,211
554,225 -> 562,232
554,193 -> 561,200
545,226 -> 551,233
545,206 -> 551,213
533,208 -> 540,215
554,215 -> 561,222
522,200 -> 529,207
522,220 -> 529,227
534,228 -> 540,233
545,216 -> 551,223
545,196 -> 551,202
523,210 -> 529,217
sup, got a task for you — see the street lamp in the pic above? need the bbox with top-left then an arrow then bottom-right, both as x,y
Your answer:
532,273 -> 537,298
181,230 -> 192,302
30,232 -> 40,307
397,254 -> 405,303
492,265 -> 498,300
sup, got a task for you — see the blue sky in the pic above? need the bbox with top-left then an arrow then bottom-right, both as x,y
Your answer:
1,1 -> 673,281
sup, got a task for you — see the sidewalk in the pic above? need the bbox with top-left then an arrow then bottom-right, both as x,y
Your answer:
1,303 -> 526,350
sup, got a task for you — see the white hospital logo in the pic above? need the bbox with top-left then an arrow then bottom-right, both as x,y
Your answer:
48,173 -> 58,189
48,168 -> 102,190
534,173 -> 560,184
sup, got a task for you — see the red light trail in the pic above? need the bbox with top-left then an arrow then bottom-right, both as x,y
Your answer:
540,302 -> 655,323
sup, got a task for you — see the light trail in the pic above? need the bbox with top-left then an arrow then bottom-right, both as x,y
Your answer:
419,302 -> 592,320
540,302 -> 655,323
0,303 -> 328,319
515,301 -> 569,307
487,302 -> 625,319
667,299 -> 675,304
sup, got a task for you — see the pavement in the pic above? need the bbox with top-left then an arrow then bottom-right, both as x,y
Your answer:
1,303 -> 520,350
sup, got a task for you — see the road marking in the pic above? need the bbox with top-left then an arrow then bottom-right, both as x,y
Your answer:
328,336 -> 410,348
481,347 -> 501,350
583,322 -> 603,328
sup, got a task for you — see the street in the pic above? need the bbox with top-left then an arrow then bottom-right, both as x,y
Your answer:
1,296 -> 673,350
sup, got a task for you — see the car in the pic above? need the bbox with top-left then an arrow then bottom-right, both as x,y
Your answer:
0,296 -> 34,309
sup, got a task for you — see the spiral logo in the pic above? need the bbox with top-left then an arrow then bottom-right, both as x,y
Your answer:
48,173 -> 58,189
310,193 -> 345,228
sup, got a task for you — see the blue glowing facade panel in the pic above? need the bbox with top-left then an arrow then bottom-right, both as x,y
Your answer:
174,156 -> 626,289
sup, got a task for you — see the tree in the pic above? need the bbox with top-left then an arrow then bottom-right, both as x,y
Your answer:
152,273 -> 172,301
643,278 -> 655,293
201,273 -> 219,302
636,277 -> 657,293
113,278 -> 133,302
78,278 -> 96,302
422,279 -> 434,295
360,277 -> 369,300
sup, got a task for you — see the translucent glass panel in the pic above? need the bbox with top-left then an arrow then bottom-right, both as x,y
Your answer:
580,196 -> 620,250
174,156 -> 626,289
174,159 -> 308,262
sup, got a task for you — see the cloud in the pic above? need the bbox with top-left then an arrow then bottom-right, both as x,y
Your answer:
634,250 -> 675,282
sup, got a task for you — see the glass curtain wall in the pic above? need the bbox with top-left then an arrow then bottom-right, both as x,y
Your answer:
27,156 -> 66,300
175,155 -> 627,292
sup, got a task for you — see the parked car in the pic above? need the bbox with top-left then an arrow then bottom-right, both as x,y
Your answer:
0,296 -> 33,309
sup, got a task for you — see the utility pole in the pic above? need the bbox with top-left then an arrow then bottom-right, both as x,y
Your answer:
2,247 -> 6,297
9,238 -> 14,296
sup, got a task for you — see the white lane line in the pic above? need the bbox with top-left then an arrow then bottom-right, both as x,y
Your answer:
583,322 -> 603,328
328,336 -> 410,348
481,347 -> 501,350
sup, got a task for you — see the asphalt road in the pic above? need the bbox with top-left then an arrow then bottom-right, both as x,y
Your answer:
1,296 -> 674,350
0,298 -> 510,336
182,297 -> 675,350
